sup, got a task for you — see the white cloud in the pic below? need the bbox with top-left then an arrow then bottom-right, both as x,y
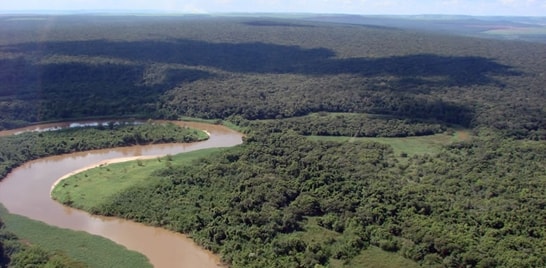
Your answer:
499,0 -> 517,5
441,0 -> 460,5
180,4 -> 207,13
372,0 -> 396,7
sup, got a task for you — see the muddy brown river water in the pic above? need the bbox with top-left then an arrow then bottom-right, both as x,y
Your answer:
0,121 -> 243,268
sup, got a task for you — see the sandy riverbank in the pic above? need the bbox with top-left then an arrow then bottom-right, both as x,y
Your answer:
49,155 -> 162,195
50,129 -> 212,195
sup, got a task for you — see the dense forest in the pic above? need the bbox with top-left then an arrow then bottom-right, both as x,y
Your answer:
63,130 -> 545,267
0,16 -> 544,139
0,15 -> 545,267
237,113 -> 447,137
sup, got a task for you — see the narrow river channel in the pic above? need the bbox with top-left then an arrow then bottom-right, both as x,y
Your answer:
0,121 -> 243,268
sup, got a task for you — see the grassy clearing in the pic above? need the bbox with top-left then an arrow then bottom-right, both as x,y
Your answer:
0,204 -> 151,268
221,120 -> 247,132
194,129 -> 211,140
52,148 -> 227,211
178,116 -> 222,124
178,116 -> 246,132
289,217 -> 340,244
308,130 -> 471,157
332,246 -> 421,268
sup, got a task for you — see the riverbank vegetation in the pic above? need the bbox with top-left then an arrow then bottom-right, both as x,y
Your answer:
0,121 -> 205,267
0,204 -> 151,268
52,148 -> 227,211
54,130 -> 546,267
0,122 -> 207,179
1,14 -> 546,267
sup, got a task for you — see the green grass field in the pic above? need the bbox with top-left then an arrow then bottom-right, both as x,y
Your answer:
178,116 -> 246,132
0,204 -> 151,268
308,130 -> 471,157
52,148 -> 227,211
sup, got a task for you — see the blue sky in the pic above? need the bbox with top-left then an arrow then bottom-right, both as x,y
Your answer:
2,0 -> 545,16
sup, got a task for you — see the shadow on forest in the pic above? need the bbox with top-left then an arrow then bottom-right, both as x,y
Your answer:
0,56 -> 213,120
0,57 -> 212,97
0,38 -> 524,125
2,38 -> 520,88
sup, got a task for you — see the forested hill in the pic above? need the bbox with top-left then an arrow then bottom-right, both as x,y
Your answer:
0,15 -> 544,139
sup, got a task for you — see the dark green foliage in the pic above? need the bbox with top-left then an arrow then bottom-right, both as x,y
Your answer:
88,129 -> 546,267
0,220 -> 7,268
94,131 -> 394,266
8,246 -> 84,268
0,57 -> 211,126
245,113 -> 446,137
159,73 -> 475,126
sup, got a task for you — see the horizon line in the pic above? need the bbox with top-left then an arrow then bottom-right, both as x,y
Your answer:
0,10 -> 545,18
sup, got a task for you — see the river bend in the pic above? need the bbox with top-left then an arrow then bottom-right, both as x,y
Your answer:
0,121 -> 243,268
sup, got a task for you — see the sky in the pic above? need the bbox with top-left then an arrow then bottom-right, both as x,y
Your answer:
1,0 -> 546,16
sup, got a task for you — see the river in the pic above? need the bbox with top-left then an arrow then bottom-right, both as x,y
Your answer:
0,121 -> 244,268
